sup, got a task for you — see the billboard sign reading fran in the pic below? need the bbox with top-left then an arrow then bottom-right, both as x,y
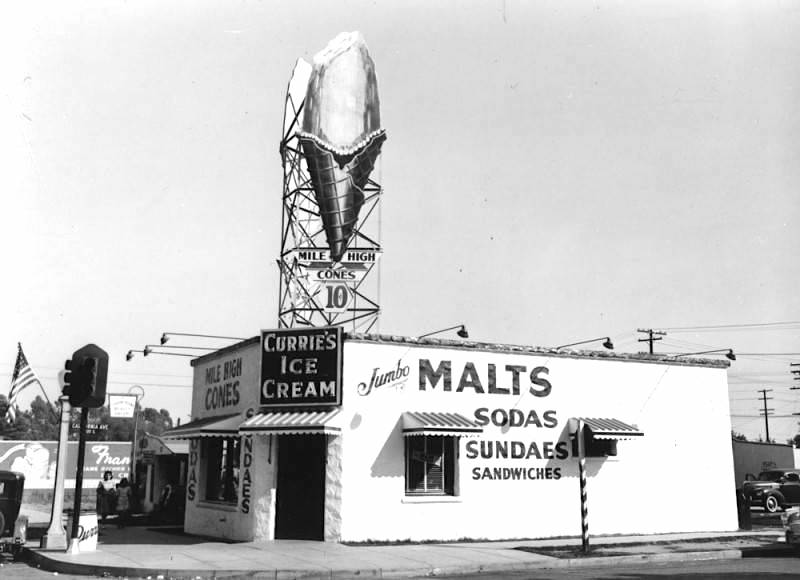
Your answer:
260,326 -> 343,407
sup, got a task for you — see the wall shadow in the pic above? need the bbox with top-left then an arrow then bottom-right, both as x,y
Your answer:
370,416 -> 404,478
546,423 -> 604,478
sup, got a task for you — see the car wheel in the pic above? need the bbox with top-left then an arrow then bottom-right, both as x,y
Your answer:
764,494 -> 782,513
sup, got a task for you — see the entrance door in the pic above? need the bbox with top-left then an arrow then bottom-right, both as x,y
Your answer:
275,435 -> 326,540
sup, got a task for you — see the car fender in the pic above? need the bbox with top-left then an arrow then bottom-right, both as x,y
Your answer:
767,490 -> 787,504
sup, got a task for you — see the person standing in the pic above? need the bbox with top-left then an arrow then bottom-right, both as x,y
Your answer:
96,471 -> 116,522
116,477 -> 132,528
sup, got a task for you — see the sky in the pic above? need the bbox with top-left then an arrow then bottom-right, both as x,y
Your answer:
2,1 -> 799,441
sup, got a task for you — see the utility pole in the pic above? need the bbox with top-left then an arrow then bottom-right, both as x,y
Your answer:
758,388 -> 774,443
637,329 -> 666,354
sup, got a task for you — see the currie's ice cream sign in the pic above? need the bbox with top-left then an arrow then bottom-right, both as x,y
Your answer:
260,326 -> 343,407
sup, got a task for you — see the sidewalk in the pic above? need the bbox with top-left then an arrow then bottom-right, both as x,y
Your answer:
18,506 -> 792,580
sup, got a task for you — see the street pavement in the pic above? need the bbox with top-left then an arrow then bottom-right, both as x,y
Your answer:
17,504 -> 793,580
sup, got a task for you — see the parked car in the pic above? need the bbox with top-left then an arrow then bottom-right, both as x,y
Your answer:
0,471 -> 28,558
782,507 -> 800,550
743,468 -> 800,513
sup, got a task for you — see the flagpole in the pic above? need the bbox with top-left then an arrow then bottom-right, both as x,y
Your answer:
37,379 -> 54,408
15,342 -> 58,421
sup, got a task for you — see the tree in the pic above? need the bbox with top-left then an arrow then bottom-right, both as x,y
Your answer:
732,430 -> 748,441
1,395 -> 59,440
79,406 -> 173,441
792,434 -> 800,448
2,398 -> 172,442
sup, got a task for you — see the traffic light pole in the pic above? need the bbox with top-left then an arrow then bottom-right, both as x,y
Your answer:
41,395 -> 71,550
67,407 -> 89,554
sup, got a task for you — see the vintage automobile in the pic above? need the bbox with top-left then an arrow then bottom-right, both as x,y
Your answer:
743,468 -> 800,513
782,506 -> 800,550
0,471 -> 28,558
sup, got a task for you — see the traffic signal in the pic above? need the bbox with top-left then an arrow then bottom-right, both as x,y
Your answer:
62,359 -> 74,395
64,344 -> 109,408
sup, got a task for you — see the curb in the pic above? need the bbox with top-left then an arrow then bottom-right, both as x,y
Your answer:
23,546 -> 791,580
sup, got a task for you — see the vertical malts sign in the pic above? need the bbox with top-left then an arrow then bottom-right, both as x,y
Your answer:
260,326 -> 343,407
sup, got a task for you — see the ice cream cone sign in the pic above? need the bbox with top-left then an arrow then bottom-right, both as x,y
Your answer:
298,32 -> 386,263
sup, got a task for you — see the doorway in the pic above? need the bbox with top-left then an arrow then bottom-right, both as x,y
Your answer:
275,435 -> 326,540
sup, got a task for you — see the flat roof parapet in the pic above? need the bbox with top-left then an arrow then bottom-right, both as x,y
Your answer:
188,331 -> 729,369
344,332 -> 731,368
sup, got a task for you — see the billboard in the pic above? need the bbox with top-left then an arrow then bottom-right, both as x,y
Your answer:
260,326 -> 343,408
0,441 -> 132,489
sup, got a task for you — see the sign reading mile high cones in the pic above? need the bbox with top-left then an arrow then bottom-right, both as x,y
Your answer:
260,327 -> 343,407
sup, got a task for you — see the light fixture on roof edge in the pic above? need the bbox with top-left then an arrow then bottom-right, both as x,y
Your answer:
556,337 -> 614,350
160,332 -> 247,346
143,344 -> 216,356
126,349 -> 198,361
672,349 -> 736,361
418,324 -> 469,339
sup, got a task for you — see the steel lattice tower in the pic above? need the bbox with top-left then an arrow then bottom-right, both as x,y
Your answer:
276,62 -> 382,331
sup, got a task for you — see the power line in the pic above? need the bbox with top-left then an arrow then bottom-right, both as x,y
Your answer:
658,321 -> 800,332
737,353 -> 800,356
0,372 -> 190,389
0,365 -> 191,379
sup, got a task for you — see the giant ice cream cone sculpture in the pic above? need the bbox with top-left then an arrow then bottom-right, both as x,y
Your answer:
298,32 -> 386,262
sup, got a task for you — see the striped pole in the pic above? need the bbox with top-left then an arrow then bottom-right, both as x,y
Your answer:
577,418 -> 589,553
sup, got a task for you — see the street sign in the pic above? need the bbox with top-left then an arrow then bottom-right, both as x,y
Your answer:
109,394 -> 137,418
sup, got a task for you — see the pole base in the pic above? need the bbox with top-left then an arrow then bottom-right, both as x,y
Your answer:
66,538 -> 81,555
40,531 -> 68,551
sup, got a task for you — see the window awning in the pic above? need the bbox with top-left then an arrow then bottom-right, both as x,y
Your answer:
577,417 -> 644,440
402,411 -> 483,437
239,409 -> 342,435
161,413 -> 242,439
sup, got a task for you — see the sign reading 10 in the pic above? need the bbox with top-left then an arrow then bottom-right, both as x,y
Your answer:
323,283 -> 351,313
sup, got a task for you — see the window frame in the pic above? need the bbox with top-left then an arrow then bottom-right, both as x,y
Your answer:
404,435 -> 458,496
202,436 -> 241,504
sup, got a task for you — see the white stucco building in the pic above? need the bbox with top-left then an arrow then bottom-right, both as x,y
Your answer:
164,328 -> 738,542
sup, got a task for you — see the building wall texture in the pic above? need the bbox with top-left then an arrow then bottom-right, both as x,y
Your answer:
181,335 -> 738,543
338,340 -> 738,542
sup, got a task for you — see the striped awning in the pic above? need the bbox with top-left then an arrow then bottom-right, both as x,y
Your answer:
578,417 -> 644,440
402,411 -> 483,437
239,409 -> 342,435
161,413 -> 242,439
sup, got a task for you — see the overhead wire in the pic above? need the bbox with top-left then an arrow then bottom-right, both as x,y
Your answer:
657,321 -> 800,332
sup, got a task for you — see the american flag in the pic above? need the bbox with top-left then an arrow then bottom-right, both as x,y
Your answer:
7,343 -> 43,422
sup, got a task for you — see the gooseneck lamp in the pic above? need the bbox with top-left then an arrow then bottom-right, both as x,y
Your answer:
126,349 -> 197,361
143,345 -> 215,356
672,349 -> 736,361
556,337 -> 614,350
418,325 -> 469,339
160,332 -> 246,346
